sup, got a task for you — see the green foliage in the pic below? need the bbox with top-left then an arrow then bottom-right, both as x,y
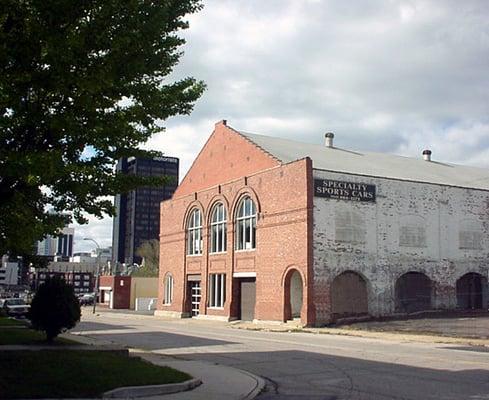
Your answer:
0,0 -> 205,255
133,239 -> 159,277
29,276 -> 81,342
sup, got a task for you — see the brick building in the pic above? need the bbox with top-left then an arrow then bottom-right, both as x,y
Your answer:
156,121 -> 489,326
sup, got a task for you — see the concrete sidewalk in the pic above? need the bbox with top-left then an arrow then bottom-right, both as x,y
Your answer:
67,330 -> 265,400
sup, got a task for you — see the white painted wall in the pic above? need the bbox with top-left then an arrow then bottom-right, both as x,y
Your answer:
313,169 -> 489,321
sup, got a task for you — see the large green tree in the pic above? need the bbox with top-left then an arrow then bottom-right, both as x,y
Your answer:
0,0 -> 205,255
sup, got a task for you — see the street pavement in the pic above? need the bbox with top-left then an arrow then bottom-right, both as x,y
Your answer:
73,311 -> 489,400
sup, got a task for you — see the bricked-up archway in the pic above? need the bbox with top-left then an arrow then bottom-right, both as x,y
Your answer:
331,271 -> 368,317
457,273 -> 487,310
395,272 -> 432,313
283,269 -> 303,321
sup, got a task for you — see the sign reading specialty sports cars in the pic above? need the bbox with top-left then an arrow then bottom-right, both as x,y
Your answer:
314,178 -> 376,202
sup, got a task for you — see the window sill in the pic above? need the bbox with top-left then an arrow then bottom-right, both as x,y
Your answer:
186,254 -> 203,257
208,306 -> 224,310
209,251 -> 227,256
163,303 -> 172,307
235,249 -> 256,253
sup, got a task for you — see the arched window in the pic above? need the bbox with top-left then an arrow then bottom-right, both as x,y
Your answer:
236,196 -> 256,250
163,273 -> 173,305
187,209 -> 202,255
210,203 -> 227,253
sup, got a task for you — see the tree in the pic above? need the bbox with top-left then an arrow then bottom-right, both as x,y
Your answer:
133,239 -> 159,277
0,0 -> 205,256
29,276 -> 81,342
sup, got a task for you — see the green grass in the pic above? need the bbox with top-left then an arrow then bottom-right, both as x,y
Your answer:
0,317 -> 26,327
0,327 -> 75,345
0,350 -> 191,399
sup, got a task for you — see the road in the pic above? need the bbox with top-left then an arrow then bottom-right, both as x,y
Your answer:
74,312 -> 489,400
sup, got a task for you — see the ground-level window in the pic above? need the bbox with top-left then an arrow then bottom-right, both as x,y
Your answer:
208,273 -> 226,308
164,274 -> 173,305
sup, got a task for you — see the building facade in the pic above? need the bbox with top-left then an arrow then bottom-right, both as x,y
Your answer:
30,262 -> 95,294
37,227 -> 74,259
112,156 -> 179,266
156,121 -> 489,326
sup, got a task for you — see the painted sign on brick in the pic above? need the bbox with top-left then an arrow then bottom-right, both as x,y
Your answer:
314,179 -> 376,202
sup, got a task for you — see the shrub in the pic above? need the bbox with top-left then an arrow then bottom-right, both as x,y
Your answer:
29,276 -> 81,342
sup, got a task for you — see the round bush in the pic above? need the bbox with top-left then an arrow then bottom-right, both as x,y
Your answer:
29,276 -> 81,342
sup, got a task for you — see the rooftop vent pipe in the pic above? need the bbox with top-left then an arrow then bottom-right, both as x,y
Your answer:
325,132 -> 334,148
422,149 -> 432,161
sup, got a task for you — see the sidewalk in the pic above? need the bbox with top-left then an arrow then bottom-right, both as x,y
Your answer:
67,329 -> 265,400
232,317 -> 489,347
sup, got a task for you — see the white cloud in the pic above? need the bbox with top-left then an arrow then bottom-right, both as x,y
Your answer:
74,0 -> 489,252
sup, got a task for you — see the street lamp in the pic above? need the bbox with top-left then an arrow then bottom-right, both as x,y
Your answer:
83,238 -> 100,314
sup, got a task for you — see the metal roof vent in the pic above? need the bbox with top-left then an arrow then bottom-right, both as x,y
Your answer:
423,149 -> 432,161
325,132 -> 334,148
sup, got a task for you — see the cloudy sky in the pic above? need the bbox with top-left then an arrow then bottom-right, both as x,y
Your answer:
74,0 -> 489,252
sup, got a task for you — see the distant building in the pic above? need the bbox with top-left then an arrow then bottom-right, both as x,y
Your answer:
0,258 -> 19,286
93,246 -> 112,265
112,156 -> 179,266
30,262 -> 96,294
71,252 -> 94,264
37,226 -> 75,259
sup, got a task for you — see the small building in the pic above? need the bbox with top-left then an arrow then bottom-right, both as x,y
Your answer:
156,121 -> 489,326
98,276 -> 158,310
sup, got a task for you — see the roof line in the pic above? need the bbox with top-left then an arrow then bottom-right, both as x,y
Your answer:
313,167 -> 489,193
236,129 -> 284,163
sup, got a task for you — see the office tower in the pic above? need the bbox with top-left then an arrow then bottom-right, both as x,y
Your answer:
37,226 -> 74,259
112,156 -> 179,265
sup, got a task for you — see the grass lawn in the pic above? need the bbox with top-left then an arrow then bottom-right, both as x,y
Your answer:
0,326 -> 74,345
0,316 -> 27,327
0,350 -> 191,399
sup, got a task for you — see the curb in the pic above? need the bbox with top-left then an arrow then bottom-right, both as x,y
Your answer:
232,323 -> 489,347
102,378 -> 202,398
237,369 -> 266,400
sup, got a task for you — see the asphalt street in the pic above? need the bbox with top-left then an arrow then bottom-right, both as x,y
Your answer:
73,312 -> 489,400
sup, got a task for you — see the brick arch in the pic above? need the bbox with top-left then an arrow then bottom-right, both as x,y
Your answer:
230,187 -> 261,222
394,271 -> 433,313
453,267 -> 487,282
283,267 -> 305,321
456,272 -> 487,310
181,201 -> 205,230
281,265 -> 307,287
206,195 -> 230,225
330,270 -> 369,318
392,267 -> 437,284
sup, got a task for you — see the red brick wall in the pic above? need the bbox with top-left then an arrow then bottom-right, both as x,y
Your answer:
113,276 -> 131,309
174,121 -> 280,197
99,275 -> 131,309
158,124 -> 314,324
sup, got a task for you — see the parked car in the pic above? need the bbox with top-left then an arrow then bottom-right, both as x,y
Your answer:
1,298 -> 30,317
79,293 -> 95,306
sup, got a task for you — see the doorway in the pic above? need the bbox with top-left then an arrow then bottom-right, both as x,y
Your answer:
189,281 -> 201,317
239,278 -> 256,321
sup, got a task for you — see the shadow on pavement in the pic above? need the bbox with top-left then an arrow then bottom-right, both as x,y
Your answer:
73,321 -> 135,331
170,349 -> 489,399
82,330 -> 238,350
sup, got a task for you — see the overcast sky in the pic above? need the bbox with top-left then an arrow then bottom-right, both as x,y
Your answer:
74,0 -> 489,252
